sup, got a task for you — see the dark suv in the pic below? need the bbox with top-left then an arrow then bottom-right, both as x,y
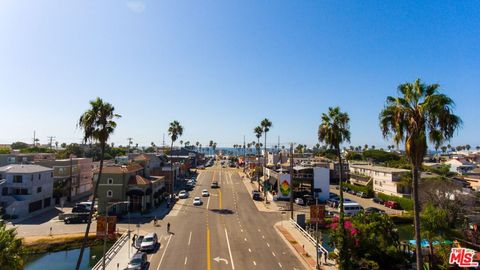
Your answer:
211,181 -> 219,188
72,205 -> 89,213
64,214 -> 89,224
252,191 -> 262,201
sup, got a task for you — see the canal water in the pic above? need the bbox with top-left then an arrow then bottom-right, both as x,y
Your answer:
25,244 -> 108,270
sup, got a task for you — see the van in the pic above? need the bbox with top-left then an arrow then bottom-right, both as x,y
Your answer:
338,202 -> 363,216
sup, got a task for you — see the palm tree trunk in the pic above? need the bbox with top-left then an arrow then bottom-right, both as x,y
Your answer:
412,166 -> 423,270
264,133 -> 267,202
76,142 -> 106,270
336,146 -> 347,269
170,141 -> 174,195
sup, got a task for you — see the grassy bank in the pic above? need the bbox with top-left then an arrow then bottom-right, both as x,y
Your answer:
23,233 -> 117,254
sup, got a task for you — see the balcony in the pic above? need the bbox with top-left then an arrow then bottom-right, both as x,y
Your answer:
349,172 -> 371,185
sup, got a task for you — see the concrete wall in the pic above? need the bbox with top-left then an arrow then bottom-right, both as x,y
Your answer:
313,167 -> 330,201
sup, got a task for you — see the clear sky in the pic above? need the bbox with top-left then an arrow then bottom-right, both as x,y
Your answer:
0,1 -> 478,149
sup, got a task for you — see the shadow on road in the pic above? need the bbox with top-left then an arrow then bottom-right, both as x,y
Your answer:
210,209 -> 235,215
13,208 -> 63,225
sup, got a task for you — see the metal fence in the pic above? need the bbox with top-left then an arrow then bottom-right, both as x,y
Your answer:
289,218 -> 329,256
92,231 -> 130,270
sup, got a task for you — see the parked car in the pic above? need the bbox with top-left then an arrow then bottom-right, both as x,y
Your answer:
338,202 -> 363,216
126,252 -> 148,270
384,201 -> 400,209
202,189 -> 210,197
133,235 -> 144,250
72,205 -> 90,213
140,233 -> 158,252
294,198 -> 304,205
252,190 -> 262,201
355,191 -> 369,198
326,198 -> 339,207
178,190 -> 189,199
64,214 -> 88,224
372,197 -> 384,205
329,192 -> 339,199
365,207 -> 385,214
211,181 -> 220,188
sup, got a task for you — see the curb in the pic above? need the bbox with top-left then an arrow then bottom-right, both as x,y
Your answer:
274,221 -> 317,270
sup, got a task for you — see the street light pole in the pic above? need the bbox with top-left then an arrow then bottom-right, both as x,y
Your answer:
103,201 -> 129,270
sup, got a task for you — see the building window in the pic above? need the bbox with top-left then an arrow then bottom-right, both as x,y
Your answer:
37,187 -> 42,193
107,178 -> 113,184
38,174 -> 41,180
13,175 -> 22,183
107,190 -> 113,198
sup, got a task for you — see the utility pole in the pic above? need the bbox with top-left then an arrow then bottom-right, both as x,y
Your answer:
289,143 -> 294,220
243,135 -> 246,173
47,136 -> 56,149
33,131 -> 36,147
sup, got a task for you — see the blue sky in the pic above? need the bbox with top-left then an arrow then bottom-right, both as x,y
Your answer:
0,1 -> 478,149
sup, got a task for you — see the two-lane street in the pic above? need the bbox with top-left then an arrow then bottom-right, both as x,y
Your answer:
148,165 -> 305,270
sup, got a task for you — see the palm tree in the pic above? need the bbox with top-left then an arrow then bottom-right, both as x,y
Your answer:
209,140 -> 214,155
254,126 -> 263,157
441,145 -> 447,154
364,144 -> 368,150
379,79 -> 461,270
196,141 -> 199,152
76,97 -> 120,270
168,121 -> 184,194
260,118 -> 272,166
212,142 -> 217,155
466,144 -> 471,151
0,221 -> 24,270
179,140 -> 183,148
318,106 -> 350,269
476,146 -> 480,151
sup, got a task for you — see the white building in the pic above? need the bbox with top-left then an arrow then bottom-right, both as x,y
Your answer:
445,158 -> 476,175
0,164 -> 54,218
349,164 -> 410,198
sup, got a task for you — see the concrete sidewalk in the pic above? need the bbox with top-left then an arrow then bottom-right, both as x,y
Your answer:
275,221 -> 336,270
239,171 -> 288,212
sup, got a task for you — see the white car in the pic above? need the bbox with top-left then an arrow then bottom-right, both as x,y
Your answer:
178,190 -> 189,199
140,232 -> 158,252
201,189 -> 209,197
193,197 -> 202,206
294,198 -> 304,205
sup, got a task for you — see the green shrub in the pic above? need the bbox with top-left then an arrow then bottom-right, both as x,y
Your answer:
377,193 -> 413,211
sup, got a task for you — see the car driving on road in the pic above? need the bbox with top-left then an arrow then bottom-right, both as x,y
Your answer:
193,197 -> 203,206
211,181 -> 219,188
202,189 -> 209,197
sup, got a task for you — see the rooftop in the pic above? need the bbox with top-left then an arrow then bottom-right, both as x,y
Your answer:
95,163 -> 144,174
0,164 -> 53,173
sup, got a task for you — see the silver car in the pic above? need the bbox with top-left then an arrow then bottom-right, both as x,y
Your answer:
140,232 -> 158,252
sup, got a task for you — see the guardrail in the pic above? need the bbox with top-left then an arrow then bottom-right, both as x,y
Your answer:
289,219 -> 329,256
92,231 -> 130,270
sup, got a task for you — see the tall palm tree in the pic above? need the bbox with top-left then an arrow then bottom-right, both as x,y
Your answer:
254,126 -> 263,157
318,106 -> 350,269
379,79 -> 461,270
0,221 -> 24,270
168,121 -> 183,194
76,97 -> 120,270
260,118 -> 272,166
196,141 -> 200,152
209,140 -> 214,156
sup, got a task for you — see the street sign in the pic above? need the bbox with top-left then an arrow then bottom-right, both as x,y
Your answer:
310,204 -> 325,225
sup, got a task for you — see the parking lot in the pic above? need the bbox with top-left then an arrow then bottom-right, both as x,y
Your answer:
329,185 -> 404,215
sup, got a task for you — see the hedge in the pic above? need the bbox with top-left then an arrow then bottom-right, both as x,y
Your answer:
343,182 -> 374,198
377,192 -> 413,211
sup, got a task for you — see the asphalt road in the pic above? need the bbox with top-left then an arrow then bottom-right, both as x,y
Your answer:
147,166 -> 305,270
